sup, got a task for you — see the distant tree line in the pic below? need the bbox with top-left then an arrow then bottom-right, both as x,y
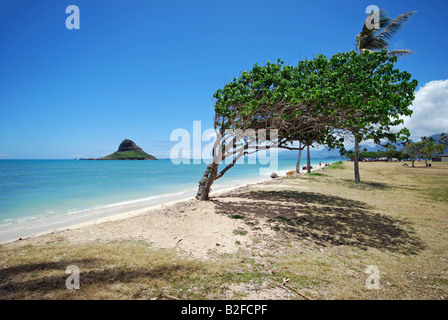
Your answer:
345,150 -> 407,161
403,135 -> 447,167
344,134 -> 447,165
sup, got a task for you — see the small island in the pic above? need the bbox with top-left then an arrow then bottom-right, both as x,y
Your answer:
95,139 -> 157,160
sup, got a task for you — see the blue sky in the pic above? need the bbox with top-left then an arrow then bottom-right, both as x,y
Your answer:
0,0 -> 447,159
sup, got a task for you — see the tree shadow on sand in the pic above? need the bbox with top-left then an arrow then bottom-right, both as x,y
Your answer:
0,257 -> 200,299
213,190 -> 424,255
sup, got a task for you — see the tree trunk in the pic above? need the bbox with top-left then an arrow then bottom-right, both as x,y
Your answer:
354,136 -> 361,183
412,160 -> 415,167
307,145 -> 311,174
196,162 -> 218,201
296,142 -> 302,173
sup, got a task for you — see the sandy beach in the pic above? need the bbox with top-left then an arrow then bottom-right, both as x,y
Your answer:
0,168 -> 272,244
0,164 -> 322,257
0,162 -> 326,247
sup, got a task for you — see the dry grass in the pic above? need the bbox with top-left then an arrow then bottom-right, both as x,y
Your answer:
267,161 -> 448,299
0,240 -> 226,299
1,161 -> 447,300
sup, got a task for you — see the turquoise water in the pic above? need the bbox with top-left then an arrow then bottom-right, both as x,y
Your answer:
0,158 -> 342,226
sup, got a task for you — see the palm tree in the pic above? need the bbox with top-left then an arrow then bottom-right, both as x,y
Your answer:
356,9 -> 416,56
421,136 -> 435,142
350,9 -> 416,183
438,133 -> 448,148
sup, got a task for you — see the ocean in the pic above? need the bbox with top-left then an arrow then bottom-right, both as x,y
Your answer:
0,158 -> 342,242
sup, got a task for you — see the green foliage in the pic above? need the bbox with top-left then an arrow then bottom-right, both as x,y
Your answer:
404,138 -> 445,164
419,139 -> 445,160
438,133 -> 448,148
345,150 -> 407,161
326,161 -> 345,169
383,150 -> 407,160
403,141 -> 421,161
345,150 -> 355,159
212,57 -> 347,150
233,229 -> 248,236
109,150 -> 156,160
198,50 -> 417,198
329,50 -> 417,146
212,50 -> 417,154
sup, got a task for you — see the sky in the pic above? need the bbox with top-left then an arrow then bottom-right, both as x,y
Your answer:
0,0 -> 447,159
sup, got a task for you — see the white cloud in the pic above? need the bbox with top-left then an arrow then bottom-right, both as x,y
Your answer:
0,153 -> 10,157
401,79 -> 448,140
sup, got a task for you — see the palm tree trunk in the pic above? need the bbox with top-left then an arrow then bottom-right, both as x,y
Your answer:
354,136 -> 361,183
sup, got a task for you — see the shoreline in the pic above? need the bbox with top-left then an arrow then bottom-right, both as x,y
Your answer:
0,161 -> 332,245
0,171 -> 269,244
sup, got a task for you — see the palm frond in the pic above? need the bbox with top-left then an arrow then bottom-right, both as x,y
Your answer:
377,9 -> 392,32
356,9 -> 416,55
387,49 -> 415,57
356,9 -> 390,51
357,34 -> 388,51
377,11 -> 417,41
356,24 -> 375,50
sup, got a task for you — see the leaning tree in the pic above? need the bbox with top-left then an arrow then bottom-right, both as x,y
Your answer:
196,58 -> 345,200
